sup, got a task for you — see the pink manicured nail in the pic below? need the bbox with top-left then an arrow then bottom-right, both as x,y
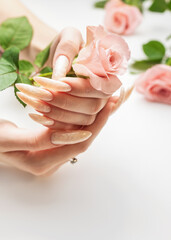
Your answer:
16,83 -> 53,101
29,113 -> 54,126
17,92 -> 51,113
52,55 -> 69,80
33,76 -> 71,92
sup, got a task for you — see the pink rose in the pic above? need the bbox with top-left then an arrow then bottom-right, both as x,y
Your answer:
135,64 -> 171,105
104,0 -> 142,35
73,25 -> 130,94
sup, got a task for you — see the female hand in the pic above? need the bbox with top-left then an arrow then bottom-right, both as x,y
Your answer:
0,99 -> 119,176
16,27 -> 113,129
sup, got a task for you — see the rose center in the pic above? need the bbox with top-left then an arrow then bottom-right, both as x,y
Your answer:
106,50 -> 122,69
159,88 -> 170,97
109,55 -> 115,65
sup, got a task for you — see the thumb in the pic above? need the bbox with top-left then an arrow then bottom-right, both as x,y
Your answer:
0,122 -> 92,152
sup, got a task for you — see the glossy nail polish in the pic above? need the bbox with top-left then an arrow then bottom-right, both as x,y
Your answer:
51,130 -> 92,145
29,113 -> 54,126
110,88 -> 125,115
16,83 -> 53,101
33,76 -> 71,92
17,92 -> 51,113
53,55 -> 69,80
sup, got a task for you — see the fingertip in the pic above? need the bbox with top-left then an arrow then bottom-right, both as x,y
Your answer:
51,130 -> 92,145
52,55 -> 70,80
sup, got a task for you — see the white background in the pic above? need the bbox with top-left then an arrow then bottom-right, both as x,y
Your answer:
0,0 -> 171,239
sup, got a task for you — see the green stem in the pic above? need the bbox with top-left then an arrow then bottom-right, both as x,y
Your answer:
29,69 -> 77,81
29,71 -> 52,81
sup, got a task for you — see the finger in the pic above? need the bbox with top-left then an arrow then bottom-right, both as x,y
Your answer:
47,91 -> 108,115
22,78 -> 72,92
44,106 -> 96,126
29,113 -> 80,130
17,92 -> 96,126
52,55 -> 70,80
19,82 -> 108,115
52,27 -> 83,80
109,87 -> 125,115
123,85 -> 134,102
108,85 -> 134,115
0,123 -> 92,153
60,77 -> 112,98
16,82 -> 108,115
34,76 -> 111,98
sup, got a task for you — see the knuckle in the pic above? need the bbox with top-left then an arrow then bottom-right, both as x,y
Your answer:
60,95 -> 69,109
91,99 -> 103,114
61,39 -> 78,53
84,115 -> 96,126
84,85 -> 92,95
26,136 -> 39,151
55,109 -> 65,122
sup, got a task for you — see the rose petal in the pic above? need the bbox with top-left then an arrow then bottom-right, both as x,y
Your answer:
76,42 -> 107,77
99,34 -> 130,60
73,63 -> 122,94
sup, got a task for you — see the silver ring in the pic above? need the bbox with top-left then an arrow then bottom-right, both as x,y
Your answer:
70,157 -> 78,164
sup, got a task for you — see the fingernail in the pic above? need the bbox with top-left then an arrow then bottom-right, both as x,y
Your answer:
17,92 -> 51,113
52,55 -> 69,80
51,130 -> 92,145
33,76 -> 71,92
110,88 -> 125,115
16,83 -> 53,101
124,85 -> 134,102
29,113 -> 54,126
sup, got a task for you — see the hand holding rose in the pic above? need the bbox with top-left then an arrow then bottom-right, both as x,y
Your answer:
16,26 -> 130,130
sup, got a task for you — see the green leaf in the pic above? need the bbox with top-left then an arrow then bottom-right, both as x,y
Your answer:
166,34 -> 171,41
0,47 -> 19,91
168,0 -> 171,10
34,44 -> 51,68
0,71 -> 17,91
94,0 -> 108,8
142,41 -> 165,60
40,66 -> 52,74
0,59 -> 17,91
14,75 -> 26,107
0,16 -> 33,50
149,0 -> 168,12
123,0 -> 144,11
1,46 -> 19,69
19,60 -> 34,77
165,57 -> 171,66
14,74 -> 32,107
0,60 -> 16,74
18,74 -> 32,85
131,59 -> 161,71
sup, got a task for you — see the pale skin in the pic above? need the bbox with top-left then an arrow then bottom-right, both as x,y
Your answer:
0,0 -> 132,176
